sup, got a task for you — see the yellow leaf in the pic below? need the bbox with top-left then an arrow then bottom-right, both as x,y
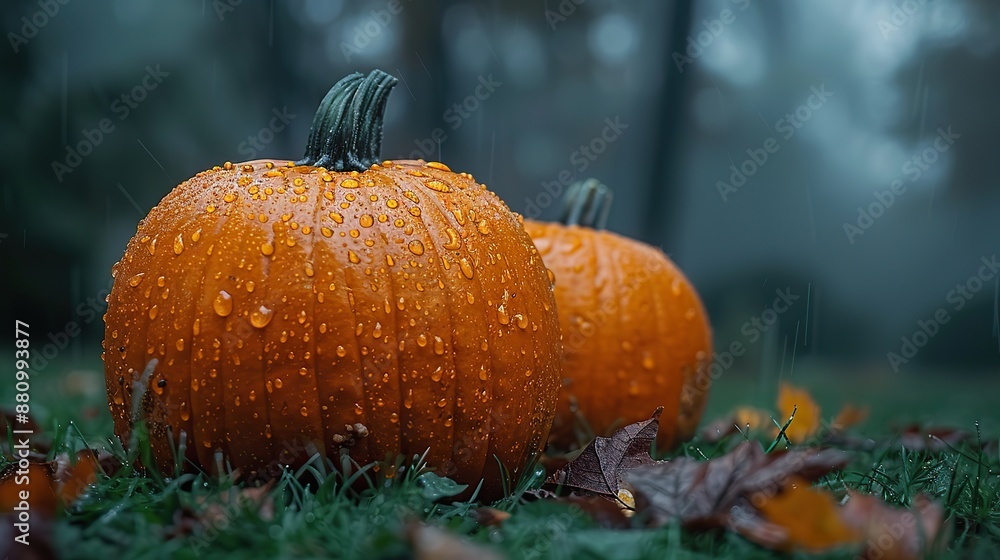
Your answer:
754,476 -> 860,552
777,383 -> 821,444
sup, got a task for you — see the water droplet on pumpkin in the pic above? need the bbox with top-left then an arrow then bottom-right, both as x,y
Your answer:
416,334 -> 428,347
128,273 -> 145,287
642,351 -> 655,370
148,305 -> 159,319
147,238 -> 157,255
304,263 -> 314,277
431,366 -> 443,382
250,305 -> 273,328
329,212 -> 344,224
433,336 -> 445,355
437,398 -> 448,408
359,214 -> 374,228
261,242 -> 274,256
213,291 -> 233,317
372,322 -> 383,339
684,308 -> 696,321
408,240 -> 425,255
336,345 -> 347,357
443,228 -> 461,250
424,180 -> 450,193
340,178 -> 359,189
515,314 -> 528,329
274,378 -> 283,389
497,306 -> 510,325
671,279 -> 682,296
320,227 -> 333,238
459,258 -> 474,279
348,250 -> 361,264
173,234 -> 185,255
426,161 -> 451,171
476,220 -> 490,235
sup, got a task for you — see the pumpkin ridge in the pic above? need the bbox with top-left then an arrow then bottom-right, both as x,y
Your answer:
246,181 -> 279,473
304,173 -> 329,463
495,226 -> 544,482
189,198 -> 233,470
403,183 -> 461,477
646,243 -> 671,448
363,177 -> 407,465
416,175 -> 492,481
176,209 -> 210,471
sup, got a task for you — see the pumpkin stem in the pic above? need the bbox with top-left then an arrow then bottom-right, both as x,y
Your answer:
297,69 -> 398,171
560,178 -> 613,230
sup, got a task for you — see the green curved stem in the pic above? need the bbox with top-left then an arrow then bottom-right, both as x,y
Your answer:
559,178 -> 613,230
297,69 -> 398,171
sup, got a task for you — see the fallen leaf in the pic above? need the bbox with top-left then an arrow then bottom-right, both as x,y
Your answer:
736,407 -> 772,432
842,492 -> 947,560
408,523 -> 505,560
698,407 -> 772,442
167,482 -> 276,539
546,407 -> 662,501
777,383 -> 821,444
562,494 -> 632,529
741,476 -> 860,552
626,441 -> 848,527
0,462 -> 58,517
53,450 -> 103,505
830,404 -> 869,432
897,425 -> 969,452
470,507 -> 511,527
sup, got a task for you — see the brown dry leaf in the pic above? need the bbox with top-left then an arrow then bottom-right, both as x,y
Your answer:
408,523 -> 505,560
777,383 -> 821,444
626,441 -> 848,527
842,492 -> 947,560
0,462 -> 58,517
831,404 -> 869,432
53,450 -> 103,505
546,407 -> 663,501
741,476 -> 860,553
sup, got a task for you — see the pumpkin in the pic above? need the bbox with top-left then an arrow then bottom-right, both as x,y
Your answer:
103,70 -> 561,501
523,179 -> 712,450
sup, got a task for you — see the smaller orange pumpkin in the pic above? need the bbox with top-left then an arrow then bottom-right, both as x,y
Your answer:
523,179 -> 713,450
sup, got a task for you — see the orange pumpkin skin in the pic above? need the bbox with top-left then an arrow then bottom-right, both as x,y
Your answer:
523,215 -> 711,451
103,72 -> 560,501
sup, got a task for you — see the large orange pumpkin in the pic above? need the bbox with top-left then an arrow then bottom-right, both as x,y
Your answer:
523,179 -> 712,450
103,70 -> 561,500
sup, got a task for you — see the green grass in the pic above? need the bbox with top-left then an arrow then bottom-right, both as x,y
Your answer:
4,358 -> 1000,559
